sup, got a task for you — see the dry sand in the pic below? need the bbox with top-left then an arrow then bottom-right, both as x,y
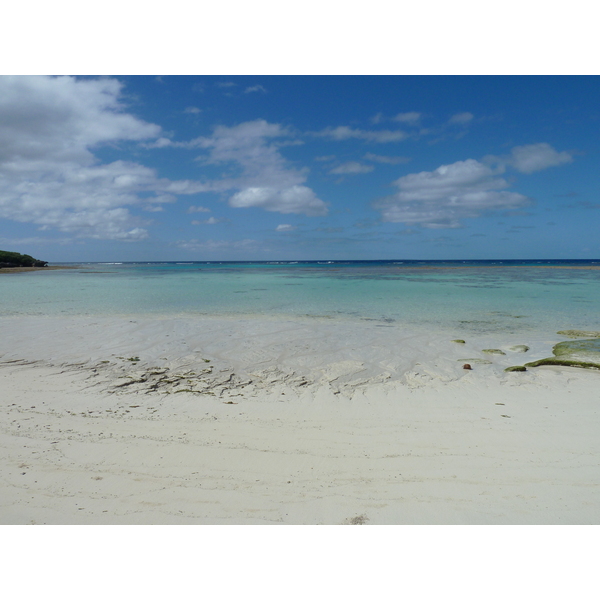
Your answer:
1,315 -> 599,524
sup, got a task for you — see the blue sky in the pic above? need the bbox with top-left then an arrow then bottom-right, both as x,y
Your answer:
0,75 -> 598,261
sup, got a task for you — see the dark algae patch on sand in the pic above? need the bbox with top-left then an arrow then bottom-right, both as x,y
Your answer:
525,338 -> 600,371
556,330 -> 600,339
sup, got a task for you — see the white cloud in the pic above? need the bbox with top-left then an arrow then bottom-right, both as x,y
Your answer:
484,143 -> 574,174
142,137 -> 173,148
276,224 -> 296,232
508,143 -> 573,174
191,216 -> 222,225
0,76 -> 205,241
187,205 -> 211,213
159,179 -> 211,194
229,185 -> 326,215
189,120 -> 328,216
364,153 -> 411,165
184,106 -> 202,114
374,159 -> 530,228
316,125 -> 407,143
0,76 -> 160,164
448,112 -> 474,125
393,112 -> 421,124
244,85 -> 267,94
149,193 -> 176,205
329,161 -> 374,175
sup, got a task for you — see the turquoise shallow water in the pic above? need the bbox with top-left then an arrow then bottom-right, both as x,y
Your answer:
1,260 -> 599,336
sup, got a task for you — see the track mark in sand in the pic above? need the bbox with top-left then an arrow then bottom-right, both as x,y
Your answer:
344,513 -> 369,525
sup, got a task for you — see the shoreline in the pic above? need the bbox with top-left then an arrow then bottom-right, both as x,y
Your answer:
0,313 -> 567,383
1,314 -> 599,524
0,266 -> 77,274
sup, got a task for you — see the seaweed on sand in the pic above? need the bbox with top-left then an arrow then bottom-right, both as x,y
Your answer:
524,338 -> 600,371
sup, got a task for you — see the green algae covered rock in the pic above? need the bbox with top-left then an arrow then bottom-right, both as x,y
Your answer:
553,338 -> 600,359
482,349 -> 506,355
508,345 -> 530,353
505,365 -> 527,372
451,339 -> 466,344
525,358 -> 600,370
557,330 -> 600,339
525,338 -> 600,371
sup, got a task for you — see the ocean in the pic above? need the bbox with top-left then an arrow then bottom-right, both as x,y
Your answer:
2,260 -> 599,338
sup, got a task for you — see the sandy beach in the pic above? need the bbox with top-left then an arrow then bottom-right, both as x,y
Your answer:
1,315 -> 599,524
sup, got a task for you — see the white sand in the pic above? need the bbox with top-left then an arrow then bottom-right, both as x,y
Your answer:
1,315 -> 599,524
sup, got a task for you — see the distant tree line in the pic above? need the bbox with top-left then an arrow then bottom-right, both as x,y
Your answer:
0,250 -> 48,268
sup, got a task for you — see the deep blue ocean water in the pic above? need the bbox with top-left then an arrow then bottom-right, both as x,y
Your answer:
2,260 -> 599,336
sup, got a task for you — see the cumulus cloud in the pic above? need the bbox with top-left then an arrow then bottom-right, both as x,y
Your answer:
374,159 -> 530,228
184,106 -> 201,114
191,216 -> 223,225
393,112 -> 421,125
329,161 -> 374,175
188,120 -> 327,216
0,158 -> 157,241
187,205 -> 211,213
448,112 -> 474,125
507,143 -> 573,173
315,125 -> 407,143
0,76 -> 160,164
229,185 -> 325,215
364,153 -> 411,165
276,224 -> 296,232
142,137 -> 173,149
0,76 -> 206,240
484,143 -> 574,174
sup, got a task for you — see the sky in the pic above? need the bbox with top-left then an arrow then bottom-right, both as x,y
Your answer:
0,75 -> 598,261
